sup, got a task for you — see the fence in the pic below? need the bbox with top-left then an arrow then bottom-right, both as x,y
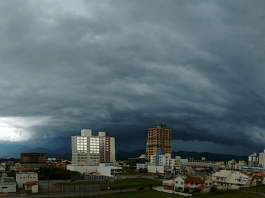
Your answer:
62,185 -> 101,195
71,175 -> 114,184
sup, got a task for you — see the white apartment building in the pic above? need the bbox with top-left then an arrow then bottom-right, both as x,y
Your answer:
71,129 -> 115,166
16,172 -> 38,188
98,132 -> 115,163
248,152 -> 259,167
148,154 -> 180,173
136,163 -> 148,170
259,150 -> 265,168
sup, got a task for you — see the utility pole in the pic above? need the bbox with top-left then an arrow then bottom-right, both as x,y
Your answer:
47,177 -> 49,198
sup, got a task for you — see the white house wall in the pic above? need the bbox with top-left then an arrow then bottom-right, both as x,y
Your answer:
110,137 -> 116,163
0,183 -> 16,192
148,165 -> 164,173
66,165 -> 97,174
16,172 -> 38,189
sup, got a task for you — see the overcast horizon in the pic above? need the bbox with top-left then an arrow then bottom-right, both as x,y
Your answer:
0,0 -> 265,156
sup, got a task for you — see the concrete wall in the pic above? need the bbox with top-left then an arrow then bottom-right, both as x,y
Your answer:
136,163 -> 148,170
67,164 -> 122,177
110,137 -> 115,163
81,129 -> 92,137
67,165 -> 97,174
148,165 -> 164,173
25,184 -> 38,193
0,182 -> 16,192
32,185 -> 38,193
97,164 -> 122,177
16,172 -> 38,188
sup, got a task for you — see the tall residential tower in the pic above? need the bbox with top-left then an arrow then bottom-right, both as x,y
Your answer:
71,129 -> 115,166
146,124 -> 172,161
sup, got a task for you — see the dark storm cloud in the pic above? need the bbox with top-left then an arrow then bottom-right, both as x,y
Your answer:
0,0 -> 265,154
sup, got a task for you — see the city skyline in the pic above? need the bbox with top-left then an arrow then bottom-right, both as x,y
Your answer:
0,1 -> 265,155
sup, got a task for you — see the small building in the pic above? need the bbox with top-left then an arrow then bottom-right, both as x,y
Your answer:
16,172 -> 38,188
67,163 -> 122,177
0,166 -> 5,173
148,165 -> 164,173
24,181 -> 38,193
173,176 -> 212,193
162,180 -> 174,190
250,171 -> 265,186
128,157 -> 146,169
235,160 -> 247,170
187,158 -> 212,169
0,177 -> 16,193
53,162 -> 66,168
212,170 -> 251,189
136,163 -> 148,170
97,163 -> 123,177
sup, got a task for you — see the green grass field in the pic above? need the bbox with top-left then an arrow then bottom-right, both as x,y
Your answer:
241,185 -> 265,193
53,189 -> 265,198
56,179 -> 265,198
57,178 -> 162,190
194,190 -> 263,197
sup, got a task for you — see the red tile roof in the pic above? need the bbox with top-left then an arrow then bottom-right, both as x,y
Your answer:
196,185 -> 205,190
16,168 -> 33,171
25,181 -> 37,186
240,172 -> 251,177
185,177 -> 204,183
186,165 -> 207,168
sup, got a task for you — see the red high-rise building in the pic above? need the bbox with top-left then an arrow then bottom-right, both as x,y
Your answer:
20,153 -> 45,163
146,124 -> 172,161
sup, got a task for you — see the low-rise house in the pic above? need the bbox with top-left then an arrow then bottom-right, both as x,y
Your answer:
212,161 -> 226,170
212,170 -> 252,189
250,171 -> 265,186
136,163 -> 148,170
16,172 -> 38,188
235,160 -> 247,171
0,166 -> 5,173
53,162 -> 66,168
147,165 -> 164,173
67,163 -> 122,177
24,181 -> 38,193
173,176 -> 212,193
0,177 -> 16,193
162,180 -> 174,190
187,158 -> 212,169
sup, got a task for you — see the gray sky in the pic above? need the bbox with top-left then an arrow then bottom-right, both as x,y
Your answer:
0,0 -> 265,155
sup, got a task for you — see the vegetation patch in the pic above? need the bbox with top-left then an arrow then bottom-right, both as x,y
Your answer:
194,188 -> 263,198
57,178 -> 162,191
241,185 -> 265,193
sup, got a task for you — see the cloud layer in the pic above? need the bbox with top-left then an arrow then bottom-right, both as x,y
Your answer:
0,0 -> 265,155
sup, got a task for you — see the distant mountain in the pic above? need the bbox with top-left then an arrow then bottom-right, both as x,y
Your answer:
116,149 -> 248,162
0,143 -> 248,162
116,149 -> 146,159
55,146 -> 71,155
0,144 -> 32,158
0,144 -> 67,159
27,147 -> 54,153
